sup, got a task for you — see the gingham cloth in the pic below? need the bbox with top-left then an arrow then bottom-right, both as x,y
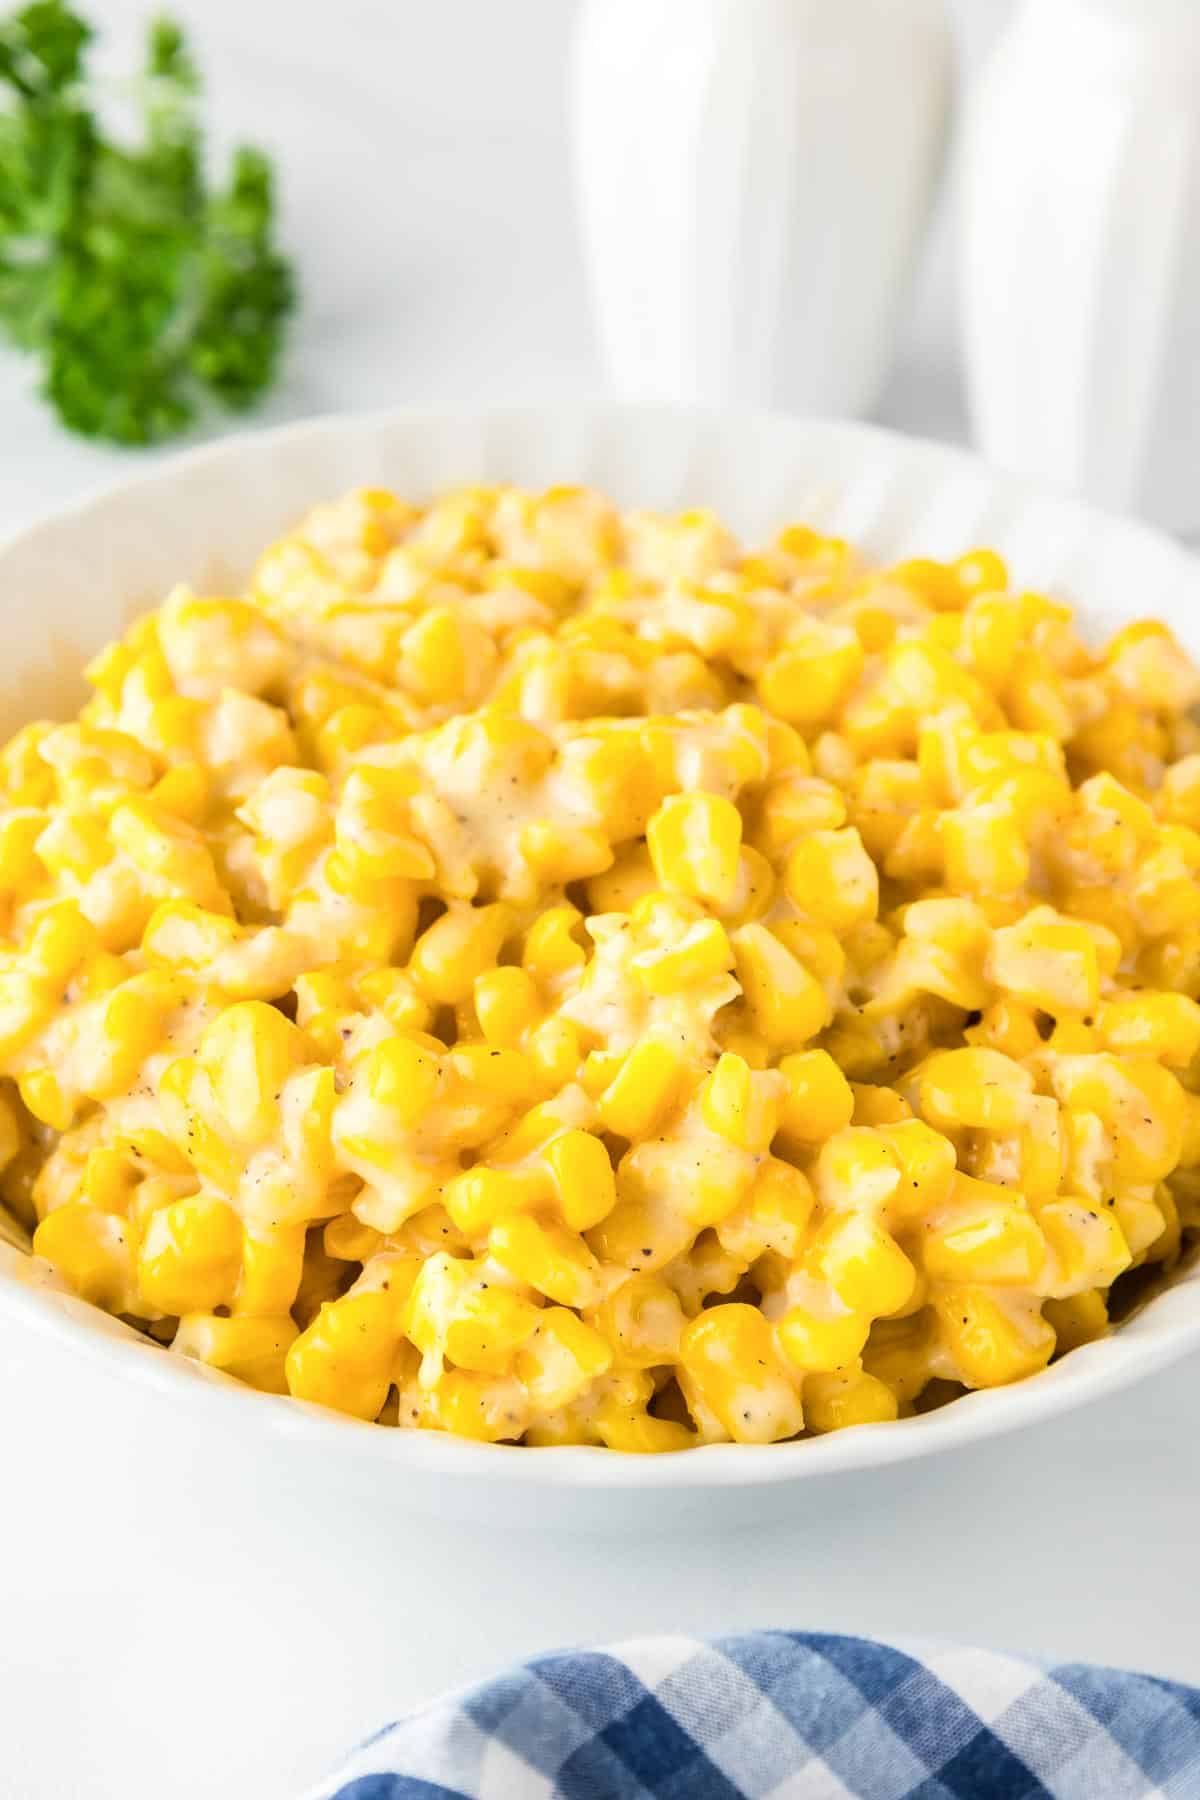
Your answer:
307,1632 -> 1200,1799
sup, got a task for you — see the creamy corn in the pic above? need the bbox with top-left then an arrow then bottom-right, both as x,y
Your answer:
7,484 -> 1200,1449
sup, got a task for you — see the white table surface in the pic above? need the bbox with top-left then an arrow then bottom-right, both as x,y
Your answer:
4,4 -> 1199,1797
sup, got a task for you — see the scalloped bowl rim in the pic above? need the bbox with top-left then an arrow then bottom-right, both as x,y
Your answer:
2,402 -> 1199,1496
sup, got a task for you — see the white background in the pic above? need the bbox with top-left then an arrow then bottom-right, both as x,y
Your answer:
4,5 -> 1200,1799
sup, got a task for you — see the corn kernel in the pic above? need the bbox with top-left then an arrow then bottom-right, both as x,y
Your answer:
776,1050 -> 854,1145
545,1129 -> 616,1232
732,923 -> 830,1050
647,792 -> 743,907
804,1369 -> 899,1433
932,1287 -> 1055,1388
783,828 -> 878,930
596,1040 -> 683,1138
811,1212 -> 917,1316
285,1291 -> 399,1421
700,1053 -> 780,1151
138,1194 -> 243,1315
776,1304 -> 870,1373
174,1313 -> 297,1394
34,1204 -> 133,1311
679,1304 -> 804,1443
490,1212 -> 602,1308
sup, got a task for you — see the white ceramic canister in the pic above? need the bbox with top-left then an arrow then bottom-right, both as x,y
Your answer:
962,0 -> 1200,532
571,0 -> 953,417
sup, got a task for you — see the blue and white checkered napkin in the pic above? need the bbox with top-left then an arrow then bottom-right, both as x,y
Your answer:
307,1631 -> 1200,1799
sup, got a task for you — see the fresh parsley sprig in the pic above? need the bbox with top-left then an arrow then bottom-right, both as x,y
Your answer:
0,1 -> 295,444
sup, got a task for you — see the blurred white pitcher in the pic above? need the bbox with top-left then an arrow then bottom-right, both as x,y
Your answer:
571,0 -> 952,417
963,0 -> 1200,531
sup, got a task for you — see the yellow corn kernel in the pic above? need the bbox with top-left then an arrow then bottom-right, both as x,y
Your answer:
596,1040 -> 684,1138
474,972 -> 539,1051
1043,1289 -> 1109,1354
584,1188 -> 691,1274
18,1069 -> 73,1131
356,968 -> 431,1033
632,918 -> 734,995
783,827 -> 878,931
1182,1092 -> 1200,1168
776,1303 -> 870,1373
157,1058 -> 239,1191
1038,1199 -> 1131,1297
878,1118 -> 957,1216
647,792 -> 743,907
76,1146 -> 136,1217
33,1204 -> 133,1310
813,1128 -> 902,1212
932,1287 -> 1055,1388
27,901 -> 96,981
440,1284 -> 542,1376
110,798 -> 224,906
940,804 -> 1030,897
732,923 -> 830,1050
150,761 -> 210,822
137,1194 -> 243,1315
586,841 -> 658,914
679,1304 -> 804,1444
804,1369 -> 899,1433
143,899 -> 240,969
235,1224 -> 307,1316
424,1369 -> 528,1442
409,904 -> 513,1006
199,1001 -> 308,1142
755,774 -> 847,859
758,625 -> 864,728
173,1313 -> 298,1394
545,1128 -> 616,1232
890,556 -> 964,611
1096,993 -> 1200,1069
850,1085 -> 913,1127
776,1050 -> 855,1144
442,1166 -> 547,1235
521,906 -> 587,984
449,1044 -> 530,1109
34,810 -> 109,881
399,606 -> 467,703
590,1272 -> 686,1368
79,976 -> 177,1103
954,547 -> 1008,596
335,767 -> 436,884
285,1291 -> 399,1421
1106,620 -> 1198,710
812,1212 -> 917,1316
964,999 -> 1044,1061
1160,755 -> 1200,829
1113,1191 -> 1169,1262
490,1212 -> 602,1309
323,1212 -> 384,1263
923,1181 -> 1045,1286
361,1035 -> 441,1127
597,1411 -> 694,1454
717,1158 -> 814,1263
515,1308 -> 613,1410
988,910 -> 1106,1016
0,810 -> 46,893
700,1053 -> 780,1151
519,820 -> 613,885
526,1016 -> 580,1087
918,1048 -> 1034,1132
1052,1056 -> 1185,1184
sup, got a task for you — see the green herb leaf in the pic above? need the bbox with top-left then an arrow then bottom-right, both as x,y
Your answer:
0,0 -> 295,444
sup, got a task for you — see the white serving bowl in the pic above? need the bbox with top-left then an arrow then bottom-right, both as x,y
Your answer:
3,405 -> 1199,1532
